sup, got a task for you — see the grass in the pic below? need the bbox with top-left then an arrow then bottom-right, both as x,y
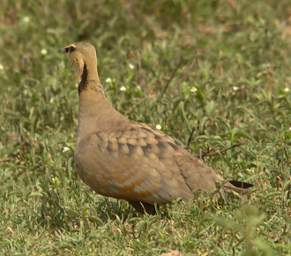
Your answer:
0,0 -> 290,255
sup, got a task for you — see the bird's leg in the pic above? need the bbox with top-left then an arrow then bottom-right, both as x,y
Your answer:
128,201 -> 158,215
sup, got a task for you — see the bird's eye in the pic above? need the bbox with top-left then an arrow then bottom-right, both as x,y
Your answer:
65,46 -> 76,53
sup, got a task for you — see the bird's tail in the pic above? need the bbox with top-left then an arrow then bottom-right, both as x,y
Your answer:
224,180 -> 254,194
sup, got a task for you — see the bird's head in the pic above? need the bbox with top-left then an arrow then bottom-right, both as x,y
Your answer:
61,41 -> 98,83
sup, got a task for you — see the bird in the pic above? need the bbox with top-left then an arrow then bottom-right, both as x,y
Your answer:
61,41 -> 253,214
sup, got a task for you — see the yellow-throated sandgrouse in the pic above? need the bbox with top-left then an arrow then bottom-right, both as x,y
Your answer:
62,42 -> 253,214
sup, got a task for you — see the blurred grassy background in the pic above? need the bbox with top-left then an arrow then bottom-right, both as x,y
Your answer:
0,0 -> 290,255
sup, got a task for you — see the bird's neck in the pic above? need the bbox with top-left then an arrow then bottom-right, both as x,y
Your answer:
78,62 -> 106,112
77,66 -> 128,138
78,85 -> 108,118
78,63 -> 100,94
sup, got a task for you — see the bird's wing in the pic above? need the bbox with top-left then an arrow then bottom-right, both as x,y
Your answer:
76,123 -> 193,205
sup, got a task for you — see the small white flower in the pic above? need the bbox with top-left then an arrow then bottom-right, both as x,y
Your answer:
62,146 -> 70,153
75,83 -> 78,88
23,16 -> 30,23
0,63 -> 3,71
41,49 -> 47,55
137,85 -> 141,90
155,124 -> 162,130
232,86 -> 239,91
283,87 -> 290,92
190,87 -> 197,93
128,63 -> 134,70
120,86 -> 126,92
105,77 -> 112,83
49,98 -> 54,103
289,127 -> 291,131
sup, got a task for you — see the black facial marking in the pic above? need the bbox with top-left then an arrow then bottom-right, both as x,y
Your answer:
78,64 -> 88,94
65,46 -> 76,53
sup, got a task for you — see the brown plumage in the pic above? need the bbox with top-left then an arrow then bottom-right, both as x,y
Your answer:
62,42 -> 253,214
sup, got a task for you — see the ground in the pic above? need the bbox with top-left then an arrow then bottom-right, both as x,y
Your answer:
0,1 -> 290,255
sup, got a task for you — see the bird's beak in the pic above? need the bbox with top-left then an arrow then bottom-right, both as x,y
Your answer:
59,48 -> 66,53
